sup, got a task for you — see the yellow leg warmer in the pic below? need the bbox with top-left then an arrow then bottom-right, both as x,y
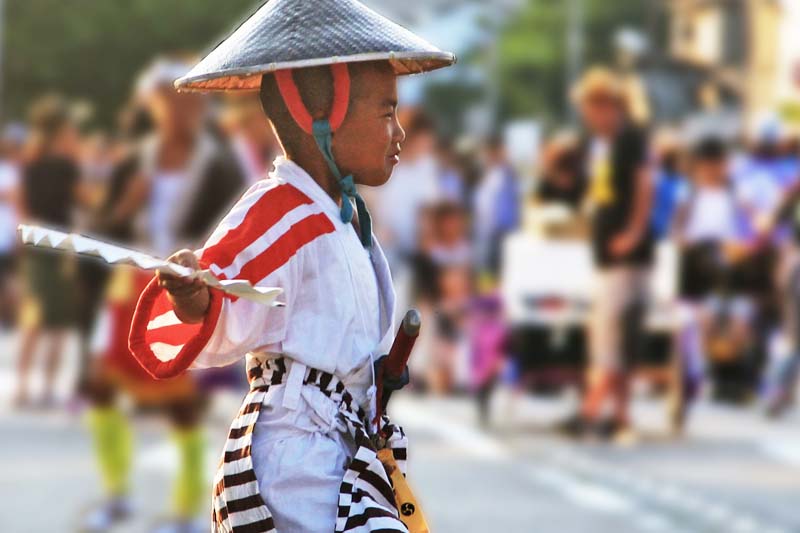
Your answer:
171,427 -> 206,519
85,406 -> 133,497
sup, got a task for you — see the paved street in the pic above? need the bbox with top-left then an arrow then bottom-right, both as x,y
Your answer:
2,333 -> 800,532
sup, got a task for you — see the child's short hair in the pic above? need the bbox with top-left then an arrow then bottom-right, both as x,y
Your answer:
432,201 -> 466,223
692,137 -> 728,162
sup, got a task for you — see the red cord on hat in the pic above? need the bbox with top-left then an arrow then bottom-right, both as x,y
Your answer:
275,63 -> 350,134
328,64 -> 350,131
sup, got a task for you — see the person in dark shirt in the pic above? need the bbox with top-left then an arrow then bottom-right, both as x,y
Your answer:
14,95 -> 83,407
22,156 -> 78,226
561,67 -> 654,441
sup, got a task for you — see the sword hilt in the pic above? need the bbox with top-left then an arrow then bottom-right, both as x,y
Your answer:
384,309 -> 421,380
374,309 -> 421,426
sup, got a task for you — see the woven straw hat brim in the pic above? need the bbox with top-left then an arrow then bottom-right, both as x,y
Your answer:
174,0 -> 456,93
176,51 -> 455,93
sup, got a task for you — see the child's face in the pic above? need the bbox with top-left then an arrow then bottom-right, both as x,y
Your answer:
332,64 -> 406,187
438,211 -> 466,244
693,157 -> 728,186
438,266 -> 471,303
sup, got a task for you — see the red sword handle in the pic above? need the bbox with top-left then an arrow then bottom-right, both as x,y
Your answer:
374,309 -> 421,427
384,309 -> 421,381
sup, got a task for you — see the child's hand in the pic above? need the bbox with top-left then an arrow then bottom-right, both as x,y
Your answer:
158,249 -> 202,295
157,249 -> 210,323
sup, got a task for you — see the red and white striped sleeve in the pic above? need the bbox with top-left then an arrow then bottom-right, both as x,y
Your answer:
128,180 -> 335,379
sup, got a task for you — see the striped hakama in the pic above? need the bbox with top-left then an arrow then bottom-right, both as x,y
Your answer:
212,357 -> 408,533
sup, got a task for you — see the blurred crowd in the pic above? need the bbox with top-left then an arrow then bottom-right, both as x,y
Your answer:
374,64 -> 800,442
6,56 -> 800,414
5,51 -> 800,527
531,67 -> 800,440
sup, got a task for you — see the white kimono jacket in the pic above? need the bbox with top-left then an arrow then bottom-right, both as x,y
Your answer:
129,157 -> 400,532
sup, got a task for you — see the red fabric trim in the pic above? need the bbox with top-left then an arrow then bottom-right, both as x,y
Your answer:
128,276 -> 224,380
238,212 -> 335,284
275,70 -> 313,134
275,65 -> 350,134
328,64 -> 351,132
200,184 -> 313,271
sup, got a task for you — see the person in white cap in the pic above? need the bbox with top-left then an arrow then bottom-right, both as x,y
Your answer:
126,1 -> 455,532
80,56 -> 246,533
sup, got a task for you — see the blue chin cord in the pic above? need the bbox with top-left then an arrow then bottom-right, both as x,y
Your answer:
312,119 -> 373,249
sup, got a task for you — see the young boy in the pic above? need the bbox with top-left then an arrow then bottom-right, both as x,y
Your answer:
127,1 -> 454,531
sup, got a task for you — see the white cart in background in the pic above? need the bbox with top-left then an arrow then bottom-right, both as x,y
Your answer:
500,233 -> 689,432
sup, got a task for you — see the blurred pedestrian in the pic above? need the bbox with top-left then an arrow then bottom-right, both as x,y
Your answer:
371,110 -> 441,267
561,67 -> 654,441
473,134 -> 521,278
673,138 -> 751,296
650,128 -> 688,240
14,95 -> 84,408
430,264 -> 472,393
763,144 -> 800,416
368,109 -> 442,325
94,59 -> 244,257
436,138 -> 466,204
219,94 -> 281,185
80,57 -> 245,533
727,120 -> 787,399
672,137 -> 756,404
469,294 -> 507,427
425,202 -> 473,393
733,117 -> 792,233
67,129 -> 118,400
430,201 -> 471,267
0,124 -> 24,328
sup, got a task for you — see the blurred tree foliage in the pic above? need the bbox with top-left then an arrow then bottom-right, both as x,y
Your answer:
4,0 -> 656,130
5,0 -> 261,126
495,0 -> 651,124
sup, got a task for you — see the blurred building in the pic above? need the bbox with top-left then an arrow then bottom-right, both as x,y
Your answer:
668,0 -> 800,129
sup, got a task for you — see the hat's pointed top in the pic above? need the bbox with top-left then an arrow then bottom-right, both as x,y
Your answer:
176,0 -> 456,93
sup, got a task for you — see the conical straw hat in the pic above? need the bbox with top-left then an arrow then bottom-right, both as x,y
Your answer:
176,0 -> 456,92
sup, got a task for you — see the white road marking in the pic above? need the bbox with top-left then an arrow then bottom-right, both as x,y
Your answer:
392,398 -> 796,533
761,440 -> 800,468
529,466 -> 636,514
554,447 -> 790,533
391,395 -> 512,461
